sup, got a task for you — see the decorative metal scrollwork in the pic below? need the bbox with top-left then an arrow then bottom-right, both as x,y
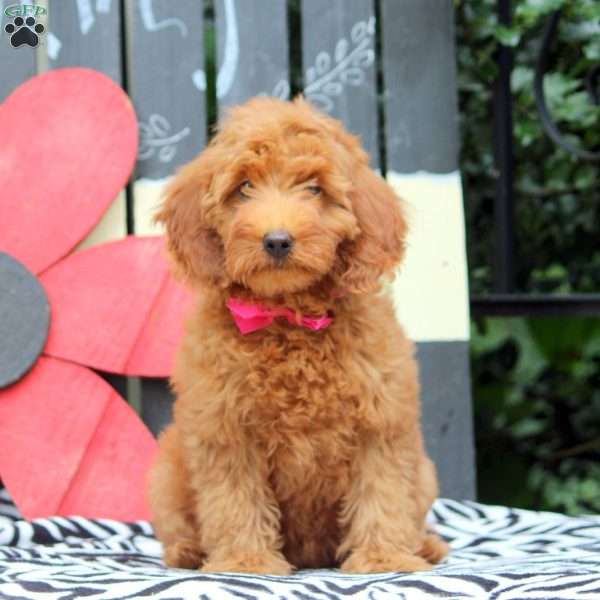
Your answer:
534,10 -> 600,161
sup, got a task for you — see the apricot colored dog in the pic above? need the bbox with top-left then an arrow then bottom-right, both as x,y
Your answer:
148,97 -> 448,574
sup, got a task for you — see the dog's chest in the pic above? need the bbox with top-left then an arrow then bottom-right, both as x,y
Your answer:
243,331 -> 362,498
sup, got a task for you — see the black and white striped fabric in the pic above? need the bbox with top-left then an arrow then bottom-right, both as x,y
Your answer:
1,485 -> 600,599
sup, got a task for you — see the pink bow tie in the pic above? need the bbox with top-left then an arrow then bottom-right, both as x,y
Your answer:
226,298 -> 333,335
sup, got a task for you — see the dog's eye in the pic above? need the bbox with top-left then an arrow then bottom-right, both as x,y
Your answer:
239,180 -> 253,198
307,185 -> 321,196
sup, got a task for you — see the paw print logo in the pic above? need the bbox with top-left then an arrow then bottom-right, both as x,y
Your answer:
4,16 -> 45,48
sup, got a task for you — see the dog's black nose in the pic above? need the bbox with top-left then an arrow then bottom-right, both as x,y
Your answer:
263,230 -> 294,259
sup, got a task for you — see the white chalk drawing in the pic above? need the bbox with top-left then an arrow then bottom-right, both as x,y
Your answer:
77,0 -> 95,34
96,0 -> 111,14
130,10 -> 378,174
192,69 -> 206,92
138,114 -> 190,164
139,0 -> 187,37
271,79 -> 290,100
46,32 -> 61,60
46,0 -> 112,60
255,17 -> 376,108
192,0 -> 238,98
216,0 -> 238,98
304,16 -> 376,112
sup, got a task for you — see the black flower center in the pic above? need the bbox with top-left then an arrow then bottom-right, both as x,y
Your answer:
0,253 -> 50,388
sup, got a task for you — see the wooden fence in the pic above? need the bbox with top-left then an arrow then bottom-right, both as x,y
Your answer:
0,0 -> 475,500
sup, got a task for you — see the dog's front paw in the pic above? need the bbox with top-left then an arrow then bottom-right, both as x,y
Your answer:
341,546 -> 433,574
163,541 -> 205,569
418,533 -> 449,564
201,551 -> 293,575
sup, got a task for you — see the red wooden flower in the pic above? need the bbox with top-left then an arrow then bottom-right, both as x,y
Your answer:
0,68 -> 191,521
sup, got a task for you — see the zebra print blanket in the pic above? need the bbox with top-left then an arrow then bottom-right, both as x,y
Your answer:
1,486 -> 599,599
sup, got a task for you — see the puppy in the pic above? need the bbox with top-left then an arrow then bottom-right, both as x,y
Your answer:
148,97 -> 448,574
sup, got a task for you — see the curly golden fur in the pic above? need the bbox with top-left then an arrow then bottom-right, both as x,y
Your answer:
148,97 -> 448,574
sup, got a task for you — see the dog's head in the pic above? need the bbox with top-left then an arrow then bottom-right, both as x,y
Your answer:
155,97 -> 407,297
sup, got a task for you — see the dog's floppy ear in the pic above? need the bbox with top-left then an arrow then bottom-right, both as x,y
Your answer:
337,165 -> 408,294
154,149 -> 228,287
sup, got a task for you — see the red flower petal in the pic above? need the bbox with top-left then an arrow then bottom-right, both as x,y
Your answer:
0,356 -> 157,520
126,273 -> 193,375
0,68 -> 138,275
41,236 -> 193,377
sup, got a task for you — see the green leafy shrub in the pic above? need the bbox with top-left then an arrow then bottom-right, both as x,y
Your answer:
456,0 -> 600,514
472,317 -> 600,513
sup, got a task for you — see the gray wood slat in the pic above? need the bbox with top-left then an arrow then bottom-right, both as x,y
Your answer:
47,0 -> 122,84
128,0 -> 206,179
381,0 -> 459,173
417,341 -> 476,500
127,0 -> 206,428
302,0 -> 379,168
0,1 -> 37,100
379,2 -> 471,496
215,0 -> 289,113
101,372 -> 129,401
140,378 -> 173,436
0,47 -> 35,101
